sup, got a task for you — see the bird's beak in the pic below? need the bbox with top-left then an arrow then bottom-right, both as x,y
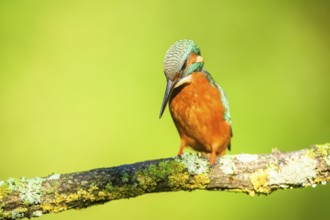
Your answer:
159,79 -> 175,118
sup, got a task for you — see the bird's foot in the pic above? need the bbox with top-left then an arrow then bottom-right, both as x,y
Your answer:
209,154 -> 216,165
177,145 -> 185,157
177,151 -> 183,158
209,147 -> 217,165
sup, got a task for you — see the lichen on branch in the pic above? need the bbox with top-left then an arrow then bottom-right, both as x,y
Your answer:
0,143 -> 329,219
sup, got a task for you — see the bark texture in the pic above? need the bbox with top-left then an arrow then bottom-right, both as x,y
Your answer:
0,143 -> 329,219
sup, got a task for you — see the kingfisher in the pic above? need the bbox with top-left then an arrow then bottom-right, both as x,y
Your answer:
159,39 -> 233,164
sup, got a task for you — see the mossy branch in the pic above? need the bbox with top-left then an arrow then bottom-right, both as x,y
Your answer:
1,143 -> 330,219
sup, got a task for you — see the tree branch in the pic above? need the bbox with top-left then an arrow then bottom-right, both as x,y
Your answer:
1,143 -> 329,219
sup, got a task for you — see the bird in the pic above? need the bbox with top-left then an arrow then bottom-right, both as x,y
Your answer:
159,39 -> 232,165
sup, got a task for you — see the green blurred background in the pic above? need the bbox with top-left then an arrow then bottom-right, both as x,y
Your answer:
0,0 -> 329,219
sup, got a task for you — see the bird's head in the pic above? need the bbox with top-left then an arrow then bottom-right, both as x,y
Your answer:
159,39 -> 204,118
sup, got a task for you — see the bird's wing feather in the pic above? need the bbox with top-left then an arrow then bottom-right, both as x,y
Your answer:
215,83 -> 232,125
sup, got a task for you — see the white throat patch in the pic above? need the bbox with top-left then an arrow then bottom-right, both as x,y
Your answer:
174,75 -> 193,88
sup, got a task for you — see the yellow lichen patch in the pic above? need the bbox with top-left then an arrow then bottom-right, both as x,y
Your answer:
136,173 -> 157,190
249,190 -> 256,196
316,145 -> 329,157
41,203 -> 54,212
51,204 -> 67,213
49,194 -> 70,212
309,144 -> 330,164
249,169 -> 271,194
0,183 -> 9,201
15,207 -> 28,213
49,185 -> 102,211
66,192 -> 80,202
47,190 -> 94,213
77,187 -> 97,201
315,144 -> 330,167
1,209 -> 12,219
108,184 -> 143,200
313,176 -> 328,185
306,149 -> 316,159
168,173 -> 189,189
97,191 -> 108,199
190,173 -> 210,189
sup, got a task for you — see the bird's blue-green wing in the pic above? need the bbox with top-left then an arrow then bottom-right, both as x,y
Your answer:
215,82 -> 233,152
215,83 -> 232,126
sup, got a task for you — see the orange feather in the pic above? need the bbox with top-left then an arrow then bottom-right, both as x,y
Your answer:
169,71 -> 232,164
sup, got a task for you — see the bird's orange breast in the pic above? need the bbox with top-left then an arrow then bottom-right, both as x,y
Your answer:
169,72 -> 231,155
